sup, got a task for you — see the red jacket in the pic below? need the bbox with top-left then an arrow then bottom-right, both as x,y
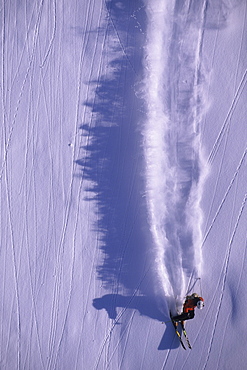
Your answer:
183,297 -> 204,313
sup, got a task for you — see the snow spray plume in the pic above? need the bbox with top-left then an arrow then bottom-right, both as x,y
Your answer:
142,0 -> 209,312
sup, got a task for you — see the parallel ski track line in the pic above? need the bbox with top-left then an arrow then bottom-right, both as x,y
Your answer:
45,12 -> 73,368
0,0 -> 45,183
17,71 -> 33,195
187,130 -> 237,292
203,192 -> 247,370
20,208 -> 44,370
29,85 -> 45,291
163,322 -> 183,370
4,165 -> 21,369
17,56 -> 43,197
140,320 -> 152,370
7,1 -> 39,95
5,294 -> 20,369
202,147 -> 247,246
60,204 -> 100,368
40,0 -> 57,68
24,195 -> 45,369
38,61 -> 55,274
1,0 -> 8,168
0,194 -> 15,365
190,201 -> 247,370
118,311 -> 136,370
22,77 -> 45,369
0,5 -> 8,363
216,230 -> 247,369
46,1 -> 104,367
46,1 -> 66,276
93,266 -> 151,370
206,171 -> 239,370
161,346 -> 172,370
39,43 -> 61,289
104,311 -> 136,370
203,117 -> 230,243
73,5 -> 109,370
190,194 -> 247,367
203,15 -> 246,241
45,33 -> 82,370
74,7 -> 110,369
203,0 -> 246,141
52,177 -> 84,369
207,68 -> 247,164
30,62 -> 45,290
21,70 -> 44,368
5,34 -> 36,358
0,221 -> 8,364
75,231 -> 103,368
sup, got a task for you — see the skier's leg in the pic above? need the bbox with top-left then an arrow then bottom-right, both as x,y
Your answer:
172,311 -> 194,322
172,312 -> 188,322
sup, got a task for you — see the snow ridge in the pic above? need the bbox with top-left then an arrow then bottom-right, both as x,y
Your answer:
143,0 -> 209,311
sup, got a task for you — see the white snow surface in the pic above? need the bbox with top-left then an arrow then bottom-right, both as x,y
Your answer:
1,0 -> 246,369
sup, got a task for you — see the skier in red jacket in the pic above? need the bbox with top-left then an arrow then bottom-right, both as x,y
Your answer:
171,293 -> 204,325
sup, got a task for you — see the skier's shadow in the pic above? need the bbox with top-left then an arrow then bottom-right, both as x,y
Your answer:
93,294 -> 164,321
158,323 -> 180,350
93,294 -> 179,350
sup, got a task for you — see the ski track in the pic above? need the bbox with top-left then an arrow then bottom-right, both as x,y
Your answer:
203,147 -> 247,246
48,0 -> 105,364
75,7 -> 109,369
212,171 -> 239,369
216,229 -> 247,369
5,165 -> 21,369
1,0 -> 106,368
189,184 -> 247,368
104,311 -> 136,370
118,312 -> 136,370
203,1 -> 246,242
47,1 -> 101,366
93,266 -> 151,370
203,192 -> 247,370
39,0 -> 57,68
206,0 -> 247,166
208,69 -> 247,164
140,319 -> 152,369
0,0 -> 45,183
189,167 -> 247,365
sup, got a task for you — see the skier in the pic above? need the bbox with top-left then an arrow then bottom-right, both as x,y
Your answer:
171,293 -> 204,325
170,293 -> 204,349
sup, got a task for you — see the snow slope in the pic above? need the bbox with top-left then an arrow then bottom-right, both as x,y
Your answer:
0,0 -> 246,369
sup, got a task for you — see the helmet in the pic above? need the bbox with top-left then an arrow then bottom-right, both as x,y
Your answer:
192,293 -> 199,298
197,300 -> 204,309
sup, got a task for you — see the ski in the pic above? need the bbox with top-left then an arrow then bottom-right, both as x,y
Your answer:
170,313 -> 192,350
174,324 -> 187,350
181,326 -> 192,349
170,315 -> 186,350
